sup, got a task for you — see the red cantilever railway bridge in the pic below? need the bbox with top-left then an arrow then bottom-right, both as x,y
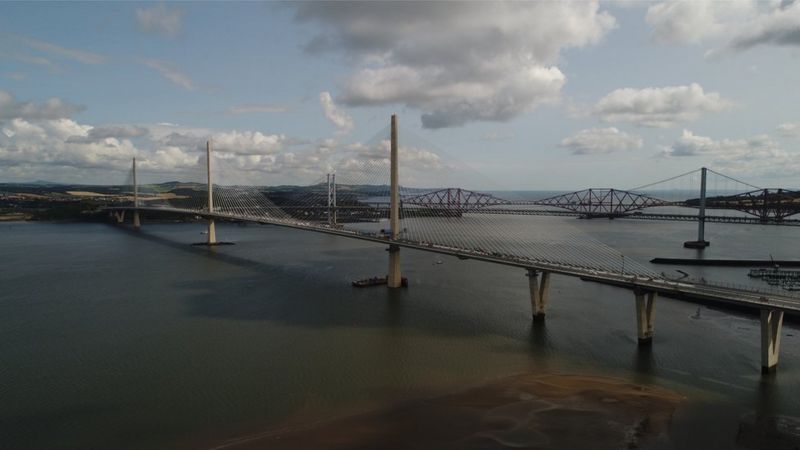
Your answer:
401,187 -> 800,223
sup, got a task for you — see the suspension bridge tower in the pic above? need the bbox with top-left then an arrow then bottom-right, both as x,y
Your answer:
132,157 -> 141,229
387,114 -> 402,288
206,140 -> 217,245
684,167 -> 710,248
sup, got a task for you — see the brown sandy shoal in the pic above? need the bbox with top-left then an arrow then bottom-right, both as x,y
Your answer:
209,374 -> 684,450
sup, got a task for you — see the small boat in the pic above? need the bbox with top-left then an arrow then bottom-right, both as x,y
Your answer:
352,276 -> 409,288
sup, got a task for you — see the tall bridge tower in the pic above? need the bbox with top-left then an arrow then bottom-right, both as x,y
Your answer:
132,157 -> 141,229
387,114 -> 402,288
206,140 -> 217,245
683,167 -> 709,248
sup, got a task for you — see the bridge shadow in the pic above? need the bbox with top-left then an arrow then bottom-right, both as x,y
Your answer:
112,224 -> 530,341
632,344 -> 655,378
110,224 -> 283,274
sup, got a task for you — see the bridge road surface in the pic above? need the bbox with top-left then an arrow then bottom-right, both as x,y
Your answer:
107,206 -> 800,315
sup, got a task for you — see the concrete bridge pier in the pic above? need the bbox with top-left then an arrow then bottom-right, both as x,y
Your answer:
761,309 -> 784,373
634,290 -> 657,344
387,244 -> 402,288
527,269 -> 551,321
133,211 -> 141,229
207,219 -> 217,245
113,210 -> 125,224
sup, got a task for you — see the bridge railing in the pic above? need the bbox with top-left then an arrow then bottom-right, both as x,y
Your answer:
675,276 -> 800,299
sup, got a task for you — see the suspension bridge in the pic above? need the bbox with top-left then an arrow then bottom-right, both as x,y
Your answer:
105,115 -> 798,374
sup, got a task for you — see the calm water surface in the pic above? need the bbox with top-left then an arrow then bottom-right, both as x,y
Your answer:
1,218 -> 798,449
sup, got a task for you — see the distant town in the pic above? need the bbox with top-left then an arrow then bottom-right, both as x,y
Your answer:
0,182 -> 389,222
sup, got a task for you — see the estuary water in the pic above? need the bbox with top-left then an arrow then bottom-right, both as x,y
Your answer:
1,217 -> 799,449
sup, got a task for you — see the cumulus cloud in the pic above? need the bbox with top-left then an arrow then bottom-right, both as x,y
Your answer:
334,139 -> 446,187
646,1 -> 800,55
591,83 -> 731,127
0,91 -> 474,185
663,129 -> 778,157
0,91 -> 346,186
139,59 -> 195,90
645,1 -> 757,44
0,90 -> 84,121
319,91 -> 354,134
661,129 -> 800,178
66,124 -> 148,143
294,2 -> 616,128
560,127 -> 643,155
777,122 -> 800,136
212,130 -> 286,155
0,118 -> 136,170
145,124 -> 288,156
138,146 -> 198,172
136,3 -> 183,37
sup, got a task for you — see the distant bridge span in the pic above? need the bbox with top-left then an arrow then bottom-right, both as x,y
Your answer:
107,119 -> 797,374
109,205 -> 800,315
398,186 -> 800,224
108,202 -> 798,376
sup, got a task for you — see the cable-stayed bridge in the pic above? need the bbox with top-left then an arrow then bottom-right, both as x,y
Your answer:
105,116 -> 797,374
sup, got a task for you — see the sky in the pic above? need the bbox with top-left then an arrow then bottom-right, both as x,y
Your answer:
0,1 -> 799,189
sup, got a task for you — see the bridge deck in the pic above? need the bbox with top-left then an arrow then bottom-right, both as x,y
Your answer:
108,206 -> 800,314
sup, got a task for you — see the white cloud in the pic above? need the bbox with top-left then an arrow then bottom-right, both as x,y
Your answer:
139,59 -> 195,90
319,92 -> 354,134
646,1 -> 800,55
0,118 -> 136,170
663,129 -> 778,157
20,36 -> 105,64
212,130 -> 286,155
727,1 -> 800,52
0,92 -> 337,184
136,4 -> 183,37
146,124 -> 288,156
560,127 -> 643,155
645,1 -> 757,44
226,104 -> 288,115
295,2 -> 616,128
591,83 -> 731,127
0,90 -> 84,121
139,146 -> 198,172
661,129 -> 800,178
335,139 -> 446,187
65,125 -> 148,143
777,122 -> 800,137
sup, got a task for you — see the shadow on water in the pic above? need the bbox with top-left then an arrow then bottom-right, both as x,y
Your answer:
111,224 -> 285,274
112,223 -> 800,417
113,224 -> 529,341
528,321 -> 550,354
633,344 -> 655,377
